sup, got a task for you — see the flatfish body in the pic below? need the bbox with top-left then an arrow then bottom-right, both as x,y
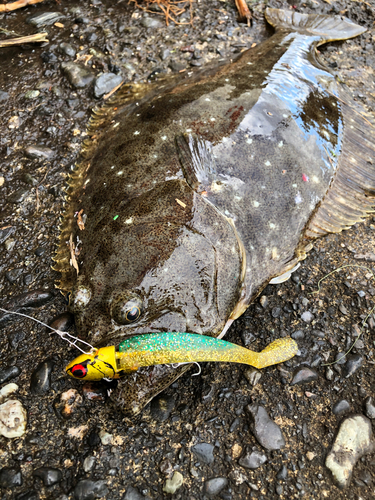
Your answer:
54,9 -> 375,414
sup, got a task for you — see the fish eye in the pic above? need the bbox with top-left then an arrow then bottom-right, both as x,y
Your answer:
112,296 -> 143,325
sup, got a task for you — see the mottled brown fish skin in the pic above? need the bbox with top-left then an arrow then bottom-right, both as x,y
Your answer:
55,9 -> 374,415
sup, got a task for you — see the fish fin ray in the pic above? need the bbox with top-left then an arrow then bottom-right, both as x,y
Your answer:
305,89 -> 375,239
265,8 -> 366,43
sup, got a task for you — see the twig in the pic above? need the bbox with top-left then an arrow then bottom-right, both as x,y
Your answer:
234,0 -> 251,25
0,0 -> 45,12
0,32 -> 48,48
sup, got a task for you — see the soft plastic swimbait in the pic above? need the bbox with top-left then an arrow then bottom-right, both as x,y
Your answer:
65,333 -> 298,381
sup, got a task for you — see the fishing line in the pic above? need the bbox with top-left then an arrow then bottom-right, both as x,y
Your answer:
0,307 -> 95,354
310,264 -> 375,366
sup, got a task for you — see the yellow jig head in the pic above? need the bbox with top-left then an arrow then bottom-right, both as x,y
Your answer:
65,346 -> 120,381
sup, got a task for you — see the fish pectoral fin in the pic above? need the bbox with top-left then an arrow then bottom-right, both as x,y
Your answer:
265,8 -> 366,44
175,133 -> 217,193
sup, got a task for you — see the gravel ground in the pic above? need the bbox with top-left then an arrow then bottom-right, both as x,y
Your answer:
0,0 -> 375,499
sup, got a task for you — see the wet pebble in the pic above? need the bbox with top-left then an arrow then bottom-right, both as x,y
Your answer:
58,389 -> 83,418
291,367 -> 318,386
74,479 -> 108,500
204,477 -> 228,496
5,268 -> 23,283
82,382 -> 106,402
124,486 -> 145,500
259,295 -> 268,308
30,359 -> 54,394
191,442 -> 215,464
0,90 -> 9,101
291,330 -> 305,340
243,367 -> 262,386
343,354 -> 363,378
301,311 -> 314,323
332,400 -> 350,415
0,467 -> 22,487
24,90 -> 40,99
8,115 -> 21,129
50,312 -> 74,332
169,61 -> 186,72
238,450 -> 267,469
33,467 -> 62,486
99,430 -> 113,445
83,456 -> 96,473
246,404 -> 285,450
160,48 -> 170,60
61,62 -> 95,89
364,397 -> 375,419
60,42 -> 76,57
4,239 -> 15,252
0,400 -> 27,438
0,226 -> 14,244
26,11 -> 65,27
141,17 -> 164,29
277,465 -> 288,480
150,394 -> 175,422
94,73 -> 123,98
162,471 -> 183,494
25,145 -> 55,160
6,289 -> 53,310
0,366 -> 21,385
326,415 -> 374,488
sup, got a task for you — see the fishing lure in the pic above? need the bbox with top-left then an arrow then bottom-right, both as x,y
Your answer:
65,333 -> 298,381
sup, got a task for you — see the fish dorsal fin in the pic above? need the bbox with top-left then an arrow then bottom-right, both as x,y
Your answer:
265,8 -> 366,44
175,133 -> 217,192
305,89 -> 375,239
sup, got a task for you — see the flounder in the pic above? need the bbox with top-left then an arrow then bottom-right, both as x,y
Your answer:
54,8 -> 375,415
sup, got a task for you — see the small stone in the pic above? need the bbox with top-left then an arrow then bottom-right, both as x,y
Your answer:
4,239 -> 15,252
30,359 -> 54,394
26,11 -> 65,27
25,145 -> 55,160
98,430 -> 113,445
82,383 -> 106,402
59,389 -> 83,418
150,394 -> 175,422
163,471 -> 183,494
0,366 -> 21,385
306,451 -> 316,461
74,479 -> 108,500
83,457 -> 96,473
191,442 -> 215,464
24,90 -> 40,99
339,304 -> 349,315
291,330 -> 305,340
7,188 -> 28,203
246,404 -> 285,450
291,367 -> 318,386
160,48 -> 170,60
0,400 -> 27,438
259,296 -> 268,308
5,268 -> 23,283
342,354 -> 363,378
326,367 -> 334,381
238,450 -> 267,469
49,312 -> 74,332
33,467 -> 62,486
364,397 -> 375,419
204,477 -> 228,496
8,116 -> 21,129
141,17 -> 164,28
61,62 -> 94,89
169,60 -> 186,72
124,486 -> 145,500
0,90 -> 9,101
94,73 -> 123,98
243,367 -> 262,386
0,383 -> 18,402
326,415 -> 375,488
332,400 -> 350,415
60,42 -> 76,57
301,311 -> 314,323
0,176 -> 4,187
276,465 -> 287,480
272,307 -> 281,318
0,467 -> 22,487
0,226 -> 14,244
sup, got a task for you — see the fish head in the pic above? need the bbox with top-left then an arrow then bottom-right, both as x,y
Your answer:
68,179 -> 244,351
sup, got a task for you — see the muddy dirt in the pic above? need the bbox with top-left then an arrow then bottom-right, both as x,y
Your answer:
0,0 -> 375,499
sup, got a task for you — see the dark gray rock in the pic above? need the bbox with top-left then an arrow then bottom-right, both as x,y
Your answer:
277,465 -> 288,480
15,491 -> 38,500
123,486 -> 145,500
191,442 -> 215,464
0,90 -> 9,101
204,477 -> 228,496
0,467 -> 22,488
30,359 -> 54,394
33,467 -> 62,486
243,367 -> 262,386
0,366 -> 21,385
364,397 -> 375,419
150,394 -> 174,422
291,330 -> 305,340
343,354 -> 363,378
74,480 -> 108,500
160,48 -> 170,60
26,12 -> 65,27
25,145 -> 55,160
7,188 -> 28,203
0,226 -> 14,244
246,405 -> 285,450
239,450 -> 267,469
60,42 -> 76,57
301,311 -> 314,323
141,17 -> 164,29
169,61 -> 186,72
61,62 -> 94,89
94,73 -> 123,98
49,312 -> 74,333
332,400 -> 350,415
5,268 -> 23,283
291,367 -> 318,386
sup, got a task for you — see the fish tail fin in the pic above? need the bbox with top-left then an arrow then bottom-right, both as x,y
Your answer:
265,8 -> 366,44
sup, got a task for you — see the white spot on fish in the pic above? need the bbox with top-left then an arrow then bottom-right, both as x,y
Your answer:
154,155 -> 158,158
205,98 -> 211,101
312,175 -> 319,183
117,171 -> 123,176
295,192 -> 302,204
134,131 -> 140,135
283,114 -> 288,118
186,129 -> 192,132
247,62 -> 253,65
292,184 -> 297,188
269,223 -> 276,229
234,196 -> 242,201
272,247 -> 280,261
125,217 -> 133,224
253,201 -> 260,207
225,79 -> 229,82
278,141 -> 283,148
246,138 -> 253,144
111,166 -> 115,169
265,160 -> 271,166
113,122 -> 120,128
210,118 -> 216,122
161,136 -> 167,140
